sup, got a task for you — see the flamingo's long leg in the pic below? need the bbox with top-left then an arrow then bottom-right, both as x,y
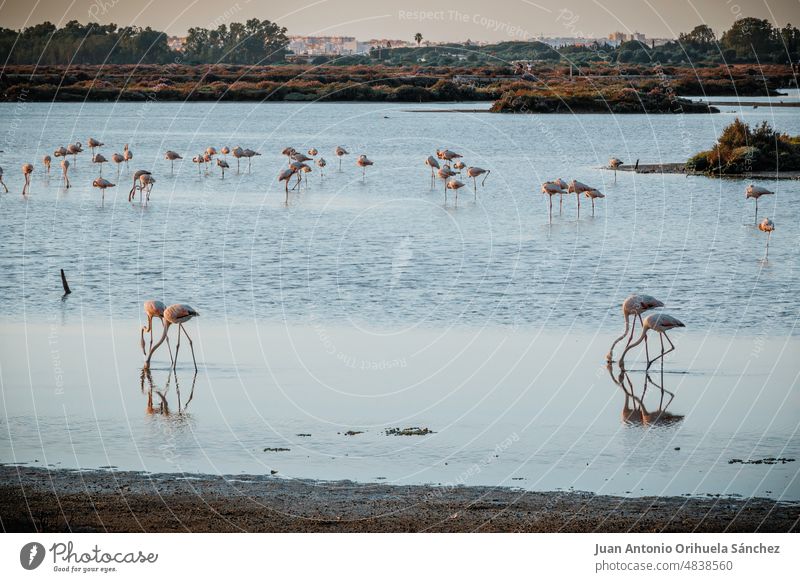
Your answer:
559,193 -> 562,215
755,198 -> 758,224
173,325 -> 181,370
548,195 -> 552,224
644,332 -> 650,366
180,324 -> 198,372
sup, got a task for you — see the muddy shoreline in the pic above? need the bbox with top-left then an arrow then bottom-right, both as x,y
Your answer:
1,466 -> 796,533
611,163 -> 800,180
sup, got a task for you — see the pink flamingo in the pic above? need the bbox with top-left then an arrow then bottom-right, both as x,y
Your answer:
128,170 -> 152,201
446,179 -> 465,205
60,159 -> 71,188
21,163 -> 33,195
356,155 -> 373,181
541,181 -> 565,223
606,294 -> 664,363
568,180 -> 592,218
466,166 -> 490,199
584,188 -> 605,216
141,300 -> 172,358
165,150 -> 182,173
759,218 -> 775,259
746,185 -> 774,225
43,155 -> 51,174
92,177 -> 115,204
425,155 -> 440,189
619,313 -> 685,371
123,144 -> 133,167
609,157 -> 623,182
145,304 -> 200,371
335,146 -> 348,171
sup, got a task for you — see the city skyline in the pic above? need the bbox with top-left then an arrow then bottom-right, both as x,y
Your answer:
1,0 -> 798,43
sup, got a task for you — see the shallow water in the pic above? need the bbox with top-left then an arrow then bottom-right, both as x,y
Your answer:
0,101 -> 798,498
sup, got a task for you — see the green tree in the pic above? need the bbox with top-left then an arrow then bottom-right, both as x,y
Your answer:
414,32 -> 423,46
679,25 -> 716,49
721,18 -> 777,59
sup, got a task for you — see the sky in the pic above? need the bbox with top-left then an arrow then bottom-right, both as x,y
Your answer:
1,0 -> 798,41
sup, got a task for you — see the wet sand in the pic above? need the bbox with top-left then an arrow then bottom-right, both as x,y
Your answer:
1,466 -> 796,533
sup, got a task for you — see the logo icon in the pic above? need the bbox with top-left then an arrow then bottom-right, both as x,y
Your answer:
20,542 -> 46,570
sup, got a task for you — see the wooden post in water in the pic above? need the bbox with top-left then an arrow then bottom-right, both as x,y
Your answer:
60,269 -> 71,295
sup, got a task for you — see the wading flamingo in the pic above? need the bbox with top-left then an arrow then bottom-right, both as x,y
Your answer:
92,153 -> 108,175
67,142 -> 83,164
92,177 -> 115,203
0,166 -> 7,193
425,155 -> 440,189
43,155 -> 51,174
584,188 -> 605,215
356,155 -> 373,181
292,152 -> 312,163
192,154 -> 204,174
541,181 -> 565,223
139,174 -> 156,203
217,158 -> 229,178
221,146 -> 230,160
145,304 -> 200,372
609,157 -> 623,182
279,168 -> 295,203
437,165 -> 456,198
446,179 -> 465,205
232,146 -> 244,173
165,150 -> 182,173
606,294 -> 664,363
335,146 -> 348,171
282,147 -> 296,158
466,166 -> 490,199
554,178 -> 568,214
141,300 -> 172,359
128,170 -> 152,201
21,163 -> 33,195
568,179 -> 592,218
316,157 -> 326,179
746,185 -> 774,225
111,152 -> 124,178
54,146 -> 67,159
619,313 -> 685,371
243,148 -> 260,172
123,144 -> 132,167
307,148 -> 318,157
60,159 -> 71,188
438,149 -> 462,162
87,137 -> 104,155
759,218 -> 775,259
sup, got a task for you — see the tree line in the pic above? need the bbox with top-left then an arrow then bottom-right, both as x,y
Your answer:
0,17 -> 797,66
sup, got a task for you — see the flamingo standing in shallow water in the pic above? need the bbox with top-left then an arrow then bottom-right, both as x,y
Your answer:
609,157 -> 623,182
21,163 -> 33,195
568,179 -> 592,218
165,150 -> 182,173
43,155 -> 51,174
316,157 -> 326,179
54,146 -> 67,159
141,300 -> 172,358
619,313 -> 685,371
128,170 -> 152,201
356,155 -> 373,181
446,179 -> 465,205
60,160 -> 71,188
67,142 -> 83,164
541,181 -> 565,223
111,153 -> 124,178
335,146 -> 348,171
221,146 -> 230,160
759,218 -> 775,259
746,185 -> 774,224
425,155 -> 440,190
243,149 -> 261,172
466,166 -> 489,199
87,137 -> 104,155
123,144 -> 132,168
92,153 -> 108,175
584,188 -> 605,215
279,168 -> 295,203
93,177 -> 115,204
146,304 -> 200,371
606,294 -> 664,363
217,158 -> 229,178
232,147 -> 244,173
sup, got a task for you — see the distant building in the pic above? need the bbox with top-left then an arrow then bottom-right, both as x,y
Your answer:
167,36 -> 186,52
287,36 -> 359,56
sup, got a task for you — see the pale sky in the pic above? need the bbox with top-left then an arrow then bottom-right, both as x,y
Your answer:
1,0 -> 798,41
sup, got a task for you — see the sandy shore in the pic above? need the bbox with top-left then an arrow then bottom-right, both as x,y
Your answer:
1,466 -> 796,533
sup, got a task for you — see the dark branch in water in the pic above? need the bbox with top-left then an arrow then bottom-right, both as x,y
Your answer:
60,269 -> 71,295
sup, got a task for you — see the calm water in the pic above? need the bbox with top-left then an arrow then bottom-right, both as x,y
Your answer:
0,101 -> 798,499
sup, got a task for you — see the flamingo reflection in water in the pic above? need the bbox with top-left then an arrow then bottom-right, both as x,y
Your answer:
141,367 -> 197,416
607,364 -> 683,427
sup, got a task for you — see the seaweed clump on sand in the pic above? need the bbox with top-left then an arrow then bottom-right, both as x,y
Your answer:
688,119 -> 800,174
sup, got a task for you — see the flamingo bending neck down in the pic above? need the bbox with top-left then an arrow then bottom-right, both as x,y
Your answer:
619,313 -> 685,371
145,304 -> 199,371
141,300 -> 172,360
606,294 -> 664,363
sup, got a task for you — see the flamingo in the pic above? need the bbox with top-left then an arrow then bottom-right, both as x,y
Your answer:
541,181 -> 565,223
298,164 -> 312,189
446,179 -> 465,205
356,155 -> 373,181
123,144 -> 133,167
466,166 -> 490,199
606,294 -> 664,363
87,137 -> 104,155
54,146 -> 67,159
425,156 -> 440,190
282,147 -> 296,158
437,165 -> 456,198
145,304 -> 200,372
139,174 -> 156,203
165,150 -> 182,173
292,152 -> 312,163
203,152 -> 213,172
307,148 -> 318,156
43,155 -> 51,174
746,185 -> 774,225
192,154 -> 204,174
243,148 -> 261,172
111,153 -> 124,178
60,159 -> 71,188
217,158 -> 230,178
67,142 -> 83,164
554,178 -> 568,214
278,168 -> 295,203
21,163 -> 33,195
206,146 -> 217,160
584,188 -> 605,215
619,313 -> 685,371
140,300 -> 172,359
759,218 -> 775,259
316,157 -> 326,179
92,177 -> 115,203
609,157 -> 623,182
92,153 -> 108,175
221,146 -> 230,160
289,163 -> 309,190
335,146 -> 348,171
232,146 -> 244,173
438,149 -> 462,162
0,166 -> 7,193
453,160 -> 466,174
128,170 -> 152,201
568,180 -> 592,218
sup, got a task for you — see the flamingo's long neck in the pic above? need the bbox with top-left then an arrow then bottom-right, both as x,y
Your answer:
145,321 -> 171,367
